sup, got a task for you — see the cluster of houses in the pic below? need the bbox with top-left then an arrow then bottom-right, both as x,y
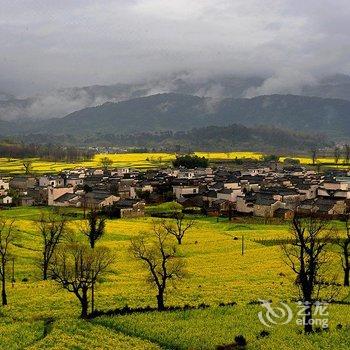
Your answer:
1,164 -> 350,219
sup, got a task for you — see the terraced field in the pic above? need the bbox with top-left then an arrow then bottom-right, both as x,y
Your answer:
0,207 -> 349,349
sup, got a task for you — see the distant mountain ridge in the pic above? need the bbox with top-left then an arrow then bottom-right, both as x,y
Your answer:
0,75 -> 263,121
1,93 -> 349,140
2,73 -> 350,122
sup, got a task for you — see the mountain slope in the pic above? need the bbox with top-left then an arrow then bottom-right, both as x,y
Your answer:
0,119 -> 15,135
31,93 -> 213,134
2,74 -> 350,123
20,93 -> 348,138
215,94 -> 350,136
0,75 -> 263,121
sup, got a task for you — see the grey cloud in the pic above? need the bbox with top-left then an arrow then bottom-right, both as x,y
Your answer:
0,0 -> 349,97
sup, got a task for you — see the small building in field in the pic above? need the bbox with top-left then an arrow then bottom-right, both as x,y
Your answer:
39,175 -> 65,188
48,187 -> 74,206
0,178 -> 10,195
0,195 -> 12,205
85,191 -> 120,208
173,185 -> 200,199
274,208 -> 294,220
112,199 -> 145,218
20,196 -> 35,206
253,196 -> 283,218
10,176 -> 37,191
66,176 -> 84,188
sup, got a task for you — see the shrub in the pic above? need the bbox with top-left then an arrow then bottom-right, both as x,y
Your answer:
216,335 -> 247,349
173,154 -> 209,168
257,330 -> 270,339
234,335 -> 247,347
283,158 -> 300,165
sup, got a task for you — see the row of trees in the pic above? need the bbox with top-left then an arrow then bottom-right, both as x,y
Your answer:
39,209 -> 109,318
311,144 -> 350,165
0,210 -> 110,317
0,142 -> 95,163
0,210 -> 194,318
75,124 -> 328,153
0,210 -> 349,333
333,144 -> 350,164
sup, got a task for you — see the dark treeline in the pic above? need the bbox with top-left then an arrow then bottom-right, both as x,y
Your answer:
82,124 -> 330,152
1,124 -> 332,155
173,154 -> 209,168
0,141 -> 96,162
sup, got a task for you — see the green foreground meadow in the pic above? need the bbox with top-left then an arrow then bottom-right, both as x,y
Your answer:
0,207 -> 349,349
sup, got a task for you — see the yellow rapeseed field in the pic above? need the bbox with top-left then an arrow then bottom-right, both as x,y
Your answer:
1,151 -> 336,174
0,208 -> 348,349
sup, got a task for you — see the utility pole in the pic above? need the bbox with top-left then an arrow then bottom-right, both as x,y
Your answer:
242,235 -> 245,255
11,257 -> 15,288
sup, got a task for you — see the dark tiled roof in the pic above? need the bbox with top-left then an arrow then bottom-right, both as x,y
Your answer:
255,196 -> 277,206
54,193 -> 77,203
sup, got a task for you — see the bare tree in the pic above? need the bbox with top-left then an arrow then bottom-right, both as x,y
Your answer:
282,214 -> 333,333
80,208 -> 106,249
39,213 -> 67,280
334,146 -> 341,164
336,215 -> 350,286
0,220 -> 15,306
161,213 -> 195,245
50,242 -> 112,318
310,148 -> 317,165
344,144 -> 350,165
22,159 -> 33,174
130,224 -> 186,310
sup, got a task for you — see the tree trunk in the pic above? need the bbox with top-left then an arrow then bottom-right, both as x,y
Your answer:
2,273 -> 7,306
80,289 -> 89,318
43,263 -> 48,280
344,246 -> 349,287
157,291 -> 165,311
344,267 -> 350,287
304,303 -> 313,333
177,237 -> 182,245
90,238 -> 95,249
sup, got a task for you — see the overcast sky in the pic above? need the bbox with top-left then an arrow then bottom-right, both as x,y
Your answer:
1,0 -> 350,95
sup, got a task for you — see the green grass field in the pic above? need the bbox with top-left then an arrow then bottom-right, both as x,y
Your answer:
0,207 -> 349,349
3,151 -> 346,174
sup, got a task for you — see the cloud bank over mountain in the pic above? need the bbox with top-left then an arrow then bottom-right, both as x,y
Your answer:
1,0 -> 350,96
